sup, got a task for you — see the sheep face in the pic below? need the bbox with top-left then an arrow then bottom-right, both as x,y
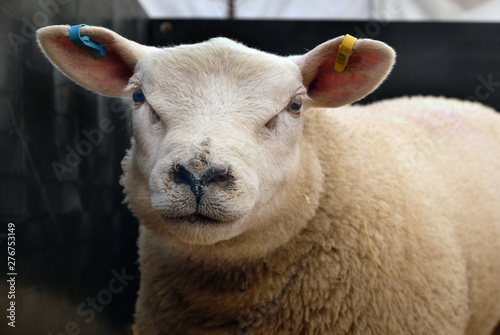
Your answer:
37,25 -> 394,255
126,39 -> 307,245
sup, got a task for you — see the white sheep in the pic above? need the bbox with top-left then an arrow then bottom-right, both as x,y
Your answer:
37,25 -> 500,335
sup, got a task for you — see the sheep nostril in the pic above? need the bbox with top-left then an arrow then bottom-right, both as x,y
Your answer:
172,165 -> 192,185
209,173 -> 231,188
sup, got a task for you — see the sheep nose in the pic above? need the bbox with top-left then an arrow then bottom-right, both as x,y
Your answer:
171,163 -> 231,197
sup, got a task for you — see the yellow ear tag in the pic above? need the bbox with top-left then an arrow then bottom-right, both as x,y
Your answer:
335,34 -> 358,73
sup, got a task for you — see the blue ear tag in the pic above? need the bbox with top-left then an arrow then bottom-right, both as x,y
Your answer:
69,24 -> 106,57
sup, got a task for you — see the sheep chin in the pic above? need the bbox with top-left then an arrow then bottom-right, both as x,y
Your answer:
154,211 -> 247,246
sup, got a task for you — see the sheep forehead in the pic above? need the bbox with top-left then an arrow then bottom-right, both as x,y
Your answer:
135,39 -> 303,113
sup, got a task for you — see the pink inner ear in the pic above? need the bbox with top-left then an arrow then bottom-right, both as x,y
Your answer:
307,47 -> 383,106
53,36 -> 133,95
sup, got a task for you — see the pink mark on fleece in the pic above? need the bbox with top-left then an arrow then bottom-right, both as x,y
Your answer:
409,109 -> 467,136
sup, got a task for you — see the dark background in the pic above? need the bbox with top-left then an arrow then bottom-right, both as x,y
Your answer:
0,1 -> 147,334
1,1 -> 499,334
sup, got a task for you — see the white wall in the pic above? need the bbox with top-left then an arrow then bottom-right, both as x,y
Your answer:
137,0 -> 500,21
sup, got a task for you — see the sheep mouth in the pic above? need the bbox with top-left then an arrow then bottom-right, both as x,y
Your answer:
183,213 -> 221,224
161,212 -> 233,225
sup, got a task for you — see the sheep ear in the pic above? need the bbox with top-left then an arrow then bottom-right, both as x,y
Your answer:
293,36 -> 395,108
37,25 -> 153,98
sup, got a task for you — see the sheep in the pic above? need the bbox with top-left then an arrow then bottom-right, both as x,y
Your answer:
37,25 -> 500,335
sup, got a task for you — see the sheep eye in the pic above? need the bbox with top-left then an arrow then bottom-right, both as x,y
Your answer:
132,89 -> 146,103
286,99 -> 302,114
132,88 -> 160,123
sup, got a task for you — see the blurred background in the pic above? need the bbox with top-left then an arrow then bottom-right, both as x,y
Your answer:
0,0 -> 499,334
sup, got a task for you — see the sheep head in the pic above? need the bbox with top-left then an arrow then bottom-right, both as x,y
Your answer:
37,25 -> 395,258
